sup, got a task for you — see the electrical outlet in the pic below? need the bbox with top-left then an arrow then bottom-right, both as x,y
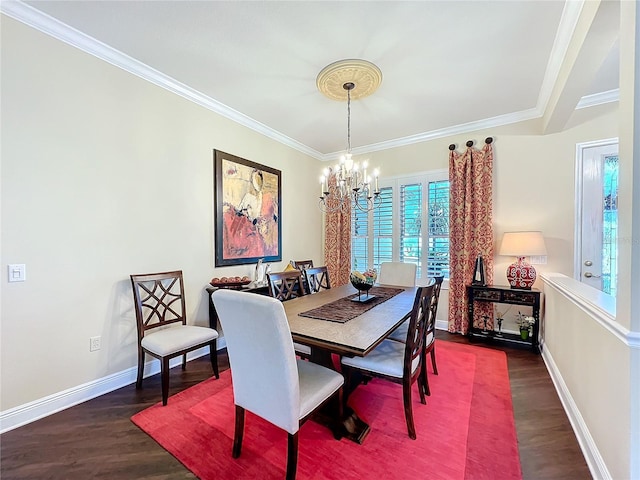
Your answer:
529,255 -> 547,265
89,336 -> 101,352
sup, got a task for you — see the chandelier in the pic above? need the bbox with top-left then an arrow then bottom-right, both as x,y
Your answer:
316,60 -> 383,213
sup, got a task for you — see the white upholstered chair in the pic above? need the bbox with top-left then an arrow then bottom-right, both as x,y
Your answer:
212,289 -> 344,480
377,262 -> 417,287
341,283 -> 434,440
130,270 -> 219,406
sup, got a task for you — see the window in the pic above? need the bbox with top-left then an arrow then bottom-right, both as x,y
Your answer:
351,171 -> 450,281
427,180 -> 450,278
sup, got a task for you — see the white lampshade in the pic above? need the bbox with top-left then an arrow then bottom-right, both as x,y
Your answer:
499,231 -> 547,257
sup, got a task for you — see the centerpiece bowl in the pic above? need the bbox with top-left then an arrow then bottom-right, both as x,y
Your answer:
350,270 -> 377,302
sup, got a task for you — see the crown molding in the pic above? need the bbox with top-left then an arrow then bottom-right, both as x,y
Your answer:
2,0 -> 618,161
576,89 -> 620,109
319,107 -> 541,162
0,1 -> 324,160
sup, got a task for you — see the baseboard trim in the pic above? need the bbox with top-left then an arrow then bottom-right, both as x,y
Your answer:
0,339 -> 227,434
540,339 -> 611,480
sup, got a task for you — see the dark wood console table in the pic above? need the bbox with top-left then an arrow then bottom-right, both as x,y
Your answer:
467,284 -> 541,353
205,282 -> 269,329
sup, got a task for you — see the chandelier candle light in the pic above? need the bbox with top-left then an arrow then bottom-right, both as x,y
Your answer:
316,60 -> 383,213
499,231 -> 547,289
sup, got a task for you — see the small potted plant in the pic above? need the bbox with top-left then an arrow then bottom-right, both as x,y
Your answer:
515,312 -> 535,340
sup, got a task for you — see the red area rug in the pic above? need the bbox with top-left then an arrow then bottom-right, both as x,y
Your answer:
131,341 -> 521,479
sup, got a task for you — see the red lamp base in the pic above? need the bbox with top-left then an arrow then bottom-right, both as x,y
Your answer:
506,256 -> 536,289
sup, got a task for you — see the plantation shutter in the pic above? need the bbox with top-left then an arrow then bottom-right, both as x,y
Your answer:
372,187 -> 393,272
400,183 -> 422,276
351,201 -> 369,272
427,180 -> 450,277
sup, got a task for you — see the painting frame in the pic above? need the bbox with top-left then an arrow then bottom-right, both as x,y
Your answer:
213,150 -> 282,267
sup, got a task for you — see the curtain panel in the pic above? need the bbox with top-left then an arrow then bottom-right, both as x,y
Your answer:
448,140 -> 494,334
323,176 -> 352,287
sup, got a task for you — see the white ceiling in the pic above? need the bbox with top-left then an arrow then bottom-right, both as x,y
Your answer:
5,1 -> 620,159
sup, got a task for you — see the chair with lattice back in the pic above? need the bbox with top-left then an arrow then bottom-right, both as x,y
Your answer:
303,266 -> 331,294
387,275 -> 444,396
267,270 -> 310,358
292,259 -> 314,271
130,270 -> 219,405
341,283 -> 435,440
267,270 -> 306,301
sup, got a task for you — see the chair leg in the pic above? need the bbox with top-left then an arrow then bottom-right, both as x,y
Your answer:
423,367 -> 431,397
286,432 -> 299,480
161,358 -> 170,406
431,346 -> 438,375
233,405 -> 245,458
136,349 -> 145,389
403,380 -> 417,440
182,353 -> 187,370
417,371 -> 427,405
210,340 -> 220,379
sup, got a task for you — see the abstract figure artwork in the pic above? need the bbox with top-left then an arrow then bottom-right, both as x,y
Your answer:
214,150 -> 282,266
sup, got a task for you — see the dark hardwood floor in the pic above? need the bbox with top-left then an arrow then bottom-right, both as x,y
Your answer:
1,332 -> 591,479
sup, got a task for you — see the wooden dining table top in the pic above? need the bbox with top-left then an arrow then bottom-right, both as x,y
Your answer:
283,283 -> 417,358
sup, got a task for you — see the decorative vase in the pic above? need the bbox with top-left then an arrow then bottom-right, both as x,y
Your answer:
506,256 -> 537,290
520,328 -> 530,340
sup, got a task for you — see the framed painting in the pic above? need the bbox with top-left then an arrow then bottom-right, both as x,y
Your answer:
214,150 -> 282,267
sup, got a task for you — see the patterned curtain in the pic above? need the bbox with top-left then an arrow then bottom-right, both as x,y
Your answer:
324,176 -> 352,286
448,139 -> 494,334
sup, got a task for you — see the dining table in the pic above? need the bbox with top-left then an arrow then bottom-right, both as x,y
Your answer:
281,283 -> 418,444
206,281 -> 418,444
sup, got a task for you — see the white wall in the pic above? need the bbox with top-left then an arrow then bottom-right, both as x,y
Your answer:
1,17 -> 323,411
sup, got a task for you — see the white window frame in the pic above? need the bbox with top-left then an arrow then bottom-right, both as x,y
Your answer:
353,169 -> 449,285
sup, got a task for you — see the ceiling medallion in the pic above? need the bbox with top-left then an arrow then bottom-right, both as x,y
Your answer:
316,59 -> 383,101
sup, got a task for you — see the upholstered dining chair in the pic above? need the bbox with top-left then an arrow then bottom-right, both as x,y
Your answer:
388,275 -> 444,396
267,270 -> 311,358
292,259 -> 314,271
341,283 -> 435,440
377,262 -> 417,287
130,270 -> 219,406
212,289 -> 344,480
303,266 -> 331,294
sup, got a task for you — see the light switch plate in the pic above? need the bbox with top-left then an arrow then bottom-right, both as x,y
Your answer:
8,264 -> 26,282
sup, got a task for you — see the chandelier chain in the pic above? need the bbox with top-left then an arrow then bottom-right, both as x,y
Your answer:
347,86 -> 351,153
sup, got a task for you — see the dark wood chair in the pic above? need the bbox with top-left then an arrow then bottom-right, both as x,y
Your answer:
421,275 -> 444,395
388,275 -> 444,396
267,270 -> 310,358
130,270 -> 219,406
267,270 -> 306,301
341,283 -> 435,439
292,259 -> 314,271
303,266 -> 331,294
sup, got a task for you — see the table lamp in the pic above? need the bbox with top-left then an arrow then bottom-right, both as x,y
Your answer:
499,231 -> 547,289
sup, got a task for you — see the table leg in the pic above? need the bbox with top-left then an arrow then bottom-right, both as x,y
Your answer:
308,347 -> 371,444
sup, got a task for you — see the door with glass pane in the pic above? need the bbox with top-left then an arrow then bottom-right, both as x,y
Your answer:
577,140 -> 618,295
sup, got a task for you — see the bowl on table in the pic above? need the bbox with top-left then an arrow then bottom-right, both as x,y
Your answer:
349,270 -> 377,293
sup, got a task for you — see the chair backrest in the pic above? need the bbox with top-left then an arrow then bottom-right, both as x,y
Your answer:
425,275 -> 444,346
303,266 -> 331,294
403,283 -> 435,378
292,259 -> 314,271
267,270 -> 306,301
212,289 -> 300,434
378,262 -> 417,287
130,271 -> 187,339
